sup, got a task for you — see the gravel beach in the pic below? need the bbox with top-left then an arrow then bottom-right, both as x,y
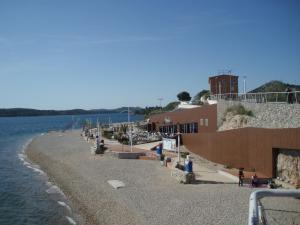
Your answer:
26,130 -> 299,225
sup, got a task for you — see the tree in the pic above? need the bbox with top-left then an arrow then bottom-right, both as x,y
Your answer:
177,91 -> 191,102
163,101 -> 180,111
192,89 -> 210,105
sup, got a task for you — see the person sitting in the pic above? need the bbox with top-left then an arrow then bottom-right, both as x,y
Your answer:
251,173 -> 258,187
268,179 -> 276,189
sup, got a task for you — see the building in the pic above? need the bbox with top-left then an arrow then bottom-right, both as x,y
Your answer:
148,105 -> 217,135
209,74 -> 239,95
148,104 -> 300,181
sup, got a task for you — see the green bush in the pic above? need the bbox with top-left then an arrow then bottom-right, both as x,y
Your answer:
103,130 -> 113,139
180,152 -> 190,158
224,164 -> 232,169
225,104 -> 254,117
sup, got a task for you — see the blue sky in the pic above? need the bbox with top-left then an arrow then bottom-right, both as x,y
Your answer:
0,0 -> 299,109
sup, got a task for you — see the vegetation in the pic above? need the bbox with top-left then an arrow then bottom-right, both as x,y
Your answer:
163,101 -> 180,111
177,91 -> 191,102
119,124 -> 128,134
192,89 -> 210,105
225,104 -> 254,117
102,130 -> 114,139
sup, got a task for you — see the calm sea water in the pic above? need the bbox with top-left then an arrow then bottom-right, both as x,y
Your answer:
0,113 -> 143,225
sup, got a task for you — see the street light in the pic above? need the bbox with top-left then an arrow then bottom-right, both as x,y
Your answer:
157,98 -> 163,111
243,76 -> 247,100
177,132 -> 181,163
128,106 -> 133,152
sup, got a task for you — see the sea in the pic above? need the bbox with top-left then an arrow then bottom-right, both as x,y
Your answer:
0,113 -> 143,225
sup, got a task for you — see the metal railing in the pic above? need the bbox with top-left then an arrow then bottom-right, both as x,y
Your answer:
209,91 -> 300,104
248,189 -> 300,225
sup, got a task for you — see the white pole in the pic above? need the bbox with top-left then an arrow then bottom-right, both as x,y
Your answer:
97,118 -> 99,137
128,106 -> 132,152
243,76 -> 247,100
177,133 -> 180,163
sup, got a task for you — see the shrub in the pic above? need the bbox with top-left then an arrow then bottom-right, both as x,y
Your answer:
103,130 -> 113,139
224,164 -> 232,169
225,104 -> 254,117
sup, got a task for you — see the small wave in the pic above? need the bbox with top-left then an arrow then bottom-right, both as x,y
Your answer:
23,161 -> 30,166
65,216 -> 76,225
57,201 -> 72,212
23,163 -> 45,175
46,185 -> 66,197
32,167 -> 45,174
18,136 -> 34,164
18,153 -> 25,160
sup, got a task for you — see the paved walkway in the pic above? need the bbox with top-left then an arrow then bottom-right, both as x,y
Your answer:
102,139 -> 238,184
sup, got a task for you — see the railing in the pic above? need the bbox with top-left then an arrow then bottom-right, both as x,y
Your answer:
209,91 -> 300,104
248,189 -> 300,225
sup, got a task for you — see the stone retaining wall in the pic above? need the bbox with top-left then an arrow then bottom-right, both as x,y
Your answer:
217,100 -> 300,129
277,149 -> 300,186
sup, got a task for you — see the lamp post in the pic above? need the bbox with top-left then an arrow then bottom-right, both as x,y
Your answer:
243,76 -> 247,100
157,97 -> 163,111
177,132 -> 180,164
128,106 -> 133,152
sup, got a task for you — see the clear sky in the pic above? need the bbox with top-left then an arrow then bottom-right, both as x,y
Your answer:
0,0 -> 299,109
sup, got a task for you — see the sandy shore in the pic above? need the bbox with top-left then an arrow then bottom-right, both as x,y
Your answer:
26,130 -> 300,225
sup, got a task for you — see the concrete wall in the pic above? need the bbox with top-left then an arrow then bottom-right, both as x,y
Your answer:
182,128 -> 300,177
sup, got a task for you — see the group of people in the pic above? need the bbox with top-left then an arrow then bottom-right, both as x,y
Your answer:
238,168 -> 259,187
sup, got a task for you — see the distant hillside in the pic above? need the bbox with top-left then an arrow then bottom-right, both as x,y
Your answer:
249,80 -> 300,93
0,107 -> 144,117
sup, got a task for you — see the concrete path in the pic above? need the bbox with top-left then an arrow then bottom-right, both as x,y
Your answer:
134,141 -> 161,150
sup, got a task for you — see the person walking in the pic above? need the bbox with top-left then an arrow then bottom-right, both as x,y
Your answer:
238,168 -> 244,187
286,87 -> 294,104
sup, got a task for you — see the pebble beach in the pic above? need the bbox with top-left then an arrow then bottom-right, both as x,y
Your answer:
26,130 -> 300,225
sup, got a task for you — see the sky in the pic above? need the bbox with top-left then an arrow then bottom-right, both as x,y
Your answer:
0,0 -> 299,110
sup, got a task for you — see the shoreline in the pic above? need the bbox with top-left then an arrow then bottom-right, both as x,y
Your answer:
25,130 -> 142,225
25,129 -> 254,225
24,133 -> 87,225
24,129 -> 300,225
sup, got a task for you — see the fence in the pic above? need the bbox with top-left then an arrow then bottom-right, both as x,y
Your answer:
209,91 -> 300,104
248,189 -> 300,225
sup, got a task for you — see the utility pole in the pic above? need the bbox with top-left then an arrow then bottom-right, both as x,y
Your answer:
177,133 -> 180,163
243,76 -> 247,100
157,98 -> 163,111
128,106 -> 132,152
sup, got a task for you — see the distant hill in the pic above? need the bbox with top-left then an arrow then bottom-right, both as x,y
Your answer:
0,107 -> 144,117
249,80 -> 300,93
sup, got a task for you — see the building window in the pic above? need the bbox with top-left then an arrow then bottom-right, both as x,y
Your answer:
200,119 -> 204,126
205,118 -> 208,127
180,124 -> 184,133
193,122 -> 198,133
178,123 -> 198,134
186,123 -> 190,133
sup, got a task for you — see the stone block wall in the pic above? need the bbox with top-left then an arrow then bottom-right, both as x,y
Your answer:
276,149 -> 300,185
217,100 -> 300,129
